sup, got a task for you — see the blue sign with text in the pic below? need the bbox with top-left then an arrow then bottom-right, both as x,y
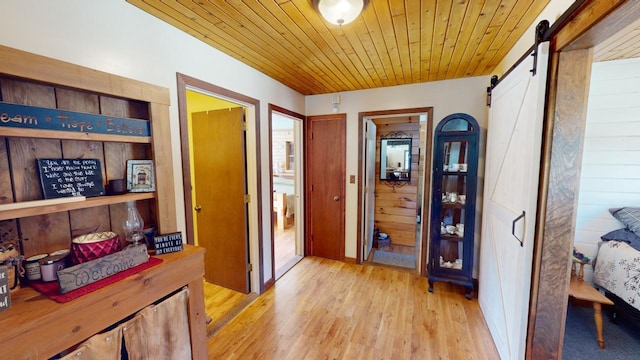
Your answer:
0,101 -> 150,137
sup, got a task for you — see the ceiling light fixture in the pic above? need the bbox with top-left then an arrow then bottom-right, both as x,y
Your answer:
313,0 -> 369,26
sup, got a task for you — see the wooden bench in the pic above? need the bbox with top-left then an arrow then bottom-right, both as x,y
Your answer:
568,275 -> 614,349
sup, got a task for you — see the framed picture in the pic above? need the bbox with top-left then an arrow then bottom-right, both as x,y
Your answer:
126,160 -> 155,192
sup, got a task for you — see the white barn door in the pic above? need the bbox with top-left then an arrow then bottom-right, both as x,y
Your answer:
479,42 -> 549,360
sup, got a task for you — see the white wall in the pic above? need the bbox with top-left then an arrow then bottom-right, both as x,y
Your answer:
1,0 -> 305,290
574,58 -> 640,283
306,76 -> 490,263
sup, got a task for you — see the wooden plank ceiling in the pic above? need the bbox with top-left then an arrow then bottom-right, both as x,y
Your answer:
127,0 -> 550,95
594,16 -> 640,62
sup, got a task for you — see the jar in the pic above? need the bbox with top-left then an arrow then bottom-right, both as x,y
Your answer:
25,253 -> 48,281
39,253 -> 68,282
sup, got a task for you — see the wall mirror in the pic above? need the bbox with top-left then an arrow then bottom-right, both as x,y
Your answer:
380,137 -> 412,181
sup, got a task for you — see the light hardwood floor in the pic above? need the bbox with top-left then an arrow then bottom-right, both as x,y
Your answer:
204,219 -> 299,337
204,281 -> 256,337
207,256 -> 499,359
274,221 -> 298,278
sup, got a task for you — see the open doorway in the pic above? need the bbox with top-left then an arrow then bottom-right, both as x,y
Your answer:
176,73 -> 263,336
269,105 -> 305,280
524,2 -> 640,357
358,108 -> 433,275
559,16 -> 640,358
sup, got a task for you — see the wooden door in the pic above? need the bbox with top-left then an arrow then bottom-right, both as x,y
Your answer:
364,120 -> 376,260
478,43 -> 549,360
306,114 -> 346,261
192,107 -> 249,293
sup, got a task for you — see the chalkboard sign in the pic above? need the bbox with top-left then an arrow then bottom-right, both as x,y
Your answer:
153,232 -> 183,255
0,266 -> 10,312
36,158 -> 105,199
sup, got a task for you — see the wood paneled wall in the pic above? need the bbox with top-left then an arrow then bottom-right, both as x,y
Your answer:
373,117 -> 420,247
0,77 -> 153,257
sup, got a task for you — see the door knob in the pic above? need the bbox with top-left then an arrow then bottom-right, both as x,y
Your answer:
333,196 -> 340,201
194,205 -> 202,212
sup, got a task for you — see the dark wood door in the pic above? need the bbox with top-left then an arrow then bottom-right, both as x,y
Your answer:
306,114 -> 345,260
192,107 -> 250,293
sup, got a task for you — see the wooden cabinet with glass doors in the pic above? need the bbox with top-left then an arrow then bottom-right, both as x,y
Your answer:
428,113 -> 479,299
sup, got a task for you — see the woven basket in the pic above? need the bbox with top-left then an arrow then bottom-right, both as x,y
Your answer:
70,231 -> 121,265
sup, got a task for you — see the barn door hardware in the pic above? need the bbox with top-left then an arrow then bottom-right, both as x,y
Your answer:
486,75 -> 499,107
530,20 -> 550,76
512,211 -> 526,247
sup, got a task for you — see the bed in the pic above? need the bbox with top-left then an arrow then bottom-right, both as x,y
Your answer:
592,207 -> 640,320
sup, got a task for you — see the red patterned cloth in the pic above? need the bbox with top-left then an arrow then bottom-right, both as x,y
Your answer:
28,257 -> 162,303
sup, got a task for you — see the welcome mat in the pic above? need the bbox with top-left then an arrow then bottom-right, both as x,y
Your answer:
372,251 -> 416,269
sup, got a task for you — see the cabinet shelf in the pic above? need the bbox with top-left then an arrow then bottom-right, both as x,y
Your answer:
442,202 -> 465,209
0,192 -> 155,221
443,171 -> 468,176
2,127 -> 152,144
440,234 -> 464,241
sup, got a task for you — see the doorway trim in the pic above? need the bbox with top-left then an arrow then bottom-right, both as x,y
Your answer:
176,72 -> 265,293
357,107 -> 434,276
268,104 -> 305,287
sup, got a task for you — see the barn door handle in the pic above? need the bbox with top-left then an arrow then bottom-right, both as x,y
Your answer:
194,205 -> 202,212
333,196 -> 340,201
512,211 -> 525,247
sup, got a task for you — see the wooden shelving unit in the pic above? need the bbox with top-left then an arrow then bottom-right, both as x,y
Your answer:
0,45 -> 206,358
0,193 -> 155,221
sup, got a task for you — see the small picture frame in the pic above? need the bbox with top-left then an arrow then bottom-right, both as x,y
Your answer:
126,160 -> 155,192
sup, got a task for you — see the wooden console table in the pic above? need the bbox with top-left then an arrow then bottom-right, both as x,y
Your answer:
0,245 -> 207,359
568,274 -> 614,349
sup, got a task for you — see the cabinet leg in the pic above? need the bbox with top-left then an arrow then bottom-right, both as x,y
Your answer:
428,283 -> 433,293
465,289 -> 472,300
